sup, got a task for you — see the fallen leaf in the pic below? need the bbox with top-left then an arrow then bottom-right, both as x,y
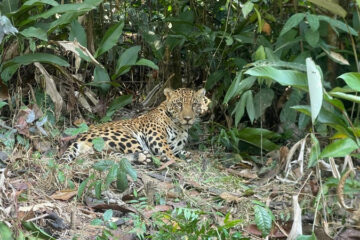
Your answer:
51,190 -> 77,201
34,62 -> 63,120
219,192 -> 242,203
19,202 -> 54,212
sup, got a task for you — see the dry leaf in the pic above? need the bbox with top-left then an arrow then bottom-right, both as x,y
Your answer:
34,62 -> 63,119
19,202 -> 54,212
51,190 -> 77,201
219,192 -> 242,203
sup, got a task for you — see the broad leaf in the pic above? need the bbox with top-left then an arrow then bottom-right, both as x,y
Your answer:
318,15 -> 358,36
338,72 -> 360,91
308,133 -> 320,168
105,164 -> 118,188
135,58 -> 159,70
92,137 -> 105,152
93,66 -> 111,91
114,46 -> 141,77
238,128 -> 279,151
245,67 -> 307,88
69,20 -> 87,47
304,29 -> 319,47
116,170 -> 129,192
205,70 -> 224,90
95,21 -> 124,58
306,58 -> 323,124
103,209 -> 113,222
306,13 -> 319,31
64,123 -> 89,136
254,205 -> 273,237
308,0 -> 346,18
280,13 -> 305,36
320,138 -> 358,158
242,1 -> 254,18
20,27 -> 47,41
120,158 -> 137,181
223,72 -> 242,104
330,91 -> 360,103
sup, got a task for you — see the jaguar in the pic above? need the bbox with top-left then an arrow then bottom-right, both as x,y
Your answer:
61,88 -> 211,169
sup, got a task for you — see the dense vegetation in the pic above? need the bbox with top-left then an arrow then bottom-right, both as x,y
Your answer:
1,0 -> 360,239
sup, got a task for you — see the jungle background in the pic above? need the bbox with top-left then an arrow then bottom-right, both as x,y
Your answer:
0,0 -> 360,239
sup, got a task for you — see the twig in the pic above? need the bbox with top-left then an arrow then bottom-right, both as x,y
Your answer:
26,213 -> 50,222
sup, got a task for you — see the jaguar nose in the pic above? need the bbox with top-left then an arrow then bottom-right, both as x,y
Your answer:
184,116 -> 192,122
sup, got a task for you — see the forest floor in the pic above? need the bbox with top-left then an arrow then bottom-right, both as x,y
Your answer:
1,145 -> 346,239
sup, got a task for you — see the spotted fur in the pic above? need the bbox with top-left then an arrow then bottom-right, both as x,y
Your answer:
61,88 -> 211,165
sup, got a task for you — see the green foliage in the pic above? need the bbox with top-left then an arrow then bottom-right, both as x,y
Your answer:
253,202 -> 274,237
22,221 -> 56,240
77,158 -> 137,200
0,222 -> 14,240
91,209 -> 117,240
150,208 -> 245,240
92,137 -> 105,152
64,123 -> 89,136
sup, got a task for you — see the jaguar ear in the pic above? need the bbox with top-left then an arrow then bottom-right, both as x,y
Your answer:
196,88 -> 206,97
164,88 -> 173,99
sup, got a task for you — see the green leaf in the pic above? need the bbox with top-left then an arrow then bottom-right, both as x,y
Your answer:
105,164 -> 118,188
22,221 -> 56,240
338,72 -> 360,91
246,90 -> 255,124
254,45 -> 266,61
280,13 -> 305,36
232,90 -> 248,126
20,27 -> 48,41
306,14 -> 319,31
242,1 -> 254,18
308,133 -> 320,168
57,171 -> 66,183
253,205 -> 273,237
320,138 -> 358,158
69,20 -> 87,47
0,101 -> 8,109
93,66 -> 111,91
95,21 -> 124,58
253,88 -> 274,119
77,177 -> 90,199
296,233 -> 317,240
318,15 -> 358,36
91,218 -> 103,226
238,128 -> 279,151
48,12 -> 80,33
3,53 -> 69,68
306,58 -> 323,124
103,209 -> 113,222
1,0 -> 19,14
95,180 -> 102,199
330,91 -> 360,103
114,46 -> 141,77
245,67 -> 307,88
205,70 -> 224,90
135,58 -> 159,70
304,29 -> 319,47
0,222 -> 13,240
116,170 -> 129,192
223,73 -> 241,104
101,95 -> 132,122
64,123 -> 89,136
120,158 -> 137,181
250,60 -> 306,72
308,0 -> 346,18
92,160 -> 114,171
92,137 -> 105,152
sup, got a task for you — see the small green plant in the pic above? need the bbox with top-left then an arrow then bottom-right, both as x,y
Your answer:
151,208 -> 245,240
77,158 -> 137,200
253,201 -> 274,238
91,209 -> 117,240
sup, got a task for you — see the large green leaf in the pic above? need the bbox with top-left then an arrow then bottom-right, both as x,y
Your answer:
0,222 -> 13,240
320,138 -> 358,158
135,58 -> 159,70
330,91 -> 360,103
48,12 -> 82,33
20,27 -> 48,41
280,13 -> 305,36
69,20 -> 87,47
114,46 -> 141,77
306,13 -> 320,31
318,15 -> 358,36
250,60 -> 306,72
1,0 -> 20,14
304,29 -> 319,47
253,205 -> 273,237
338,72 -> 360,91
245,67 -> 307,88
237,128 -> 279,151
306,58 -> 323,124
93,66 -> 111,91
95,21 -> 124,58
11,0 -> 59,17
308,0 -> 346,18
1,53 -> 69,82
